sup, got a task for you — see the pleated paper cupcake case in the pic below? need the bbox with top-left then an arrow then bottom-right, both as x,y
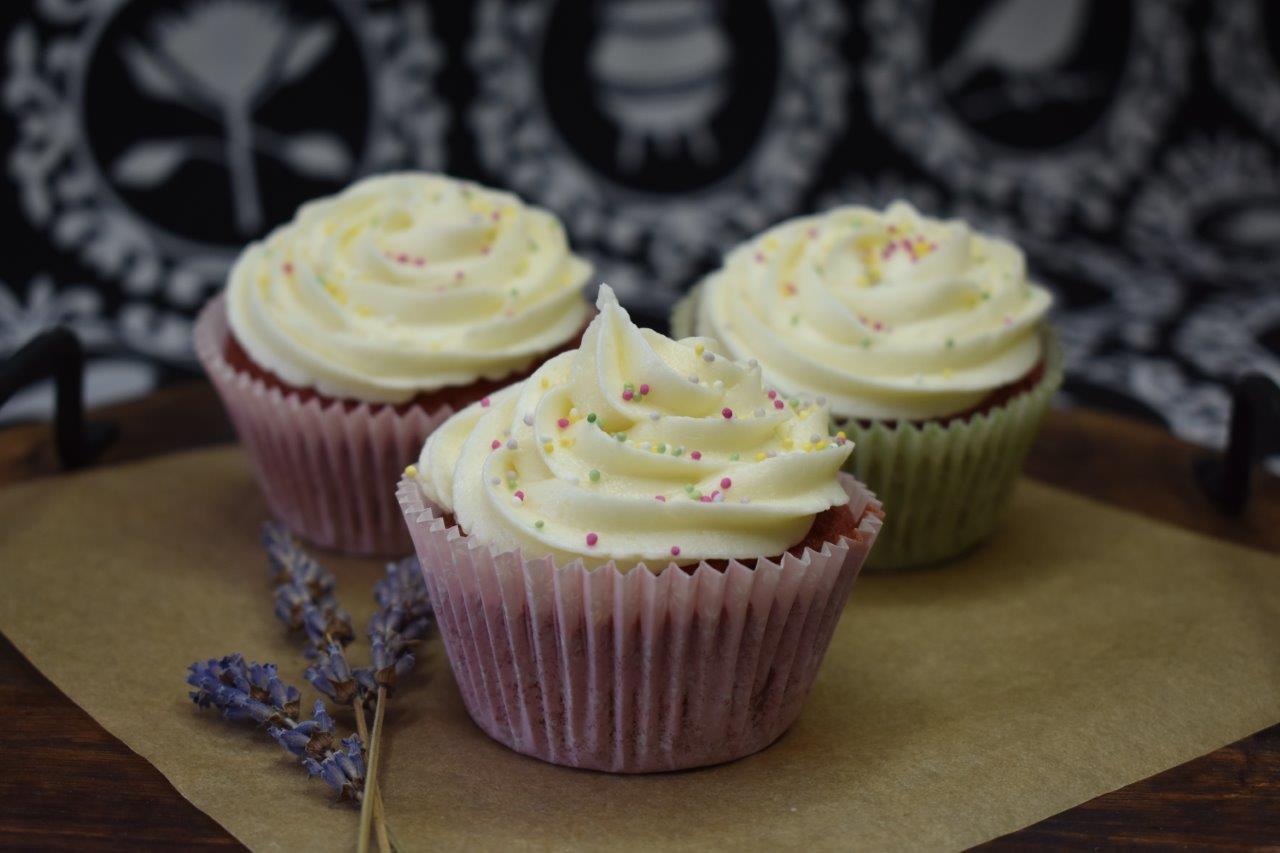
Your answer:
397,474 -> 883,773
195,295 -> 453,556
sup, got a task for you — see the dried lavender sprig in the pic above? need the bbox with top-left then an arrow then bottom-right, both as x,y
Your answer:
187,655 -> 367,804
187,654 -> 300,726
355,557 -> 434,693
263,522 -> 355,652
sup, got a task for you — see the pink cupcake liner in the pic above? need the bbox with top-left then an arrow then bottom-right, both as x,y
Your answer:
397,473 -> 882,773
196,294 -> 452,556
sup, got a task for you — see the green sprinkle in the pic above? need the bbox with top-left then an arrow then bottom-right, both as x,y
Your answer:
981,291 -> 991,301
534,520 -> 544,529
790,314 -> 800,326
588,469 -> 601,482
624,382 -> 635,392
616,433 -> 627,442
587,412 -> 597,423
730,452 -> 740,461
529,239 -> 539,252
946,338 -> 955,349
672,447 -> 684,457
655,443 -> 667,454
510,288 -> 518,298
861,338 -> 872,349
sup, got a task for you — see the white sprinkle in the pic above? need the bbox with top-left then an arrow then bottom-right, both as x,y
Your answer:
740,497 -> 751,504
702,352 -> 715,363
522,413 -> 534,426
569,407 -> 580,418
767,450 -> 777,458
539,434 -> 551,445
810,434 -> 822,444
747,358 -> 759,369
567,476 -> 580,486
649,412 -> 661,421
713,380 -> 724,391
713,493 -> 725,503
754,408 -> 765,418
506,469 -> 517,480
506,438 -> 518,450
689,374 -> 700,384
503,428 -> 512,437
639,441 -> 651,451
816,396 -> 827,406
489,477 -> 501,486
511,495 -> 522,505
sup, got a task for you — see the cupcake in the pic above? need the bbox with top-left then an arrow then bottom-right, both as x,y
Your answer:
398,286 -> 883,772
196,173 -> 592,556
678,202 -> 1060,569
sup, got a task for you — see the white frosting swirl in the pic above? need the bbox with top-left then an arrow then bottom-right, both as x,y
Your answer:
693,202 -> 1053,420
226,172 -> 591,403
414,286 -> 854,569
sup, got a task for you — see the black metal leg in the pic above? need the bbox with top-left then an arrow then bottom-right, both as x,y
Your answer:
1198,372 -> 1280,516
0,328 -> 118,469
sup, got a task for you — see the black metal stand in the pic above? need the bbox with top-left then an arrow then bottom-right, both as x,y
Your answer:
0,328 -> 117,469
1198,372 -> 1280,516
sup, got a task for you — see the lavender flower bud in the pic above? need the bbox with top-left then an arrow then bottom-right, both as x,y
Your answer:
305,643 -> 362,704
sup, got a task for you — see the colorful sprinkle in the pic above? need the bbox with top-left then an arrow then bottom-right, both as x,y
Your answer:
768,390 -> 778,399
655,495 -> 666,502
622,389 -> 634,401
702,352 -> 715,363
514,490 -> 525,501
480,397 -> 491,407
690,450 -> 702,460
490,439 -> 501,450
639,383 -> 650,396
616,433 -> 627,442
557,417 -> 570,429
774,399 -> 785,409
587,412 -> 597,423
722,408 -> 733,419
588,469 -> 601,482
670,546 -> 681,557
535,520 -> 545,529
505,438 -> 518,450
523,413 -> 534,426
404,464 -> 418,478
730,452 -> 740,461
586,533 -> 598,547
720,477 -> 732,490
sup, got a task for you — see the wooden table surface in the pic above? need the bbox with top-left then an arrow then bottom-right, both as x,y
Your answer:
1,382 -> 1277,850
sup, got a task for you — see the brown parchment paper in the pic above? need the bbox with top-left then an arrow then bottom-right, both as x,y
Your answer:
1,445 -> 1278,852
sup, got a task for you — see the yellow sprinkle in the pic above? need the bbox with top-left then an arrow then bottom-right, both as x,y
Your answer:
468,198 -> 488,213
763,236 -> 780,252
942,368 -> 953,379
355,305 -> 372,317
325,282 -> 348,305
559,438 -> 574,448
540,377 -> 550,389
782,438 -> 795,451
836,431 -> 847,441
404,465 -> 418,478
543,442 -> 554,453
694,343 -> 705,356
756,452 -> 767,461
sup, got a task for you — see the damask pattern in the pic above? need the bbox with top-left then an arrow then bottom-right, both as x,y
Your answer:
0,0 -> 1276,475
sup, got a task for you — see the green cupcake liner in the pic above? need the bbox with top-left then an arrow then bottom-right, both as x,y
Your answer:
671,286 -> 1063,571
839,333 -> 1062,570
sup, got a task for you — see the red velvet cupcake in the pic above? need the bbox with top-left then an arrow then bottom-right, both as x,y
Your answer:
196,172 -> 592,556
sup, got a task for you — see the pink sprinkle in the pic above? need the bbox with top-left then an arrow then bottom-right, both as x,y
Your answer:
454,270 -> 465,281
481,245 -> 491,256
622,389 -> 634,401
282,262 -> 294,275
481,397 -> 491,407
490,210 -> 501,221
720,477 -> 732,490
490,439 -> 500,450
722,408 -> 733,419
710,490 -> 720,500
397,253 -> 409,263
783,282 -> 797,296
754,251 -> 766,263
1003,315 -> 1013,326
586,532 -> 598,547
514,490 -> 524,501
700,495 -> 712,503
670,546 -> 681,556
639,383 -> 650,395
806,227 -> 820,239
655,495 -> 666,502
887,224 -> 898,234
774,399 -> 785,409
414,257 -> 425,267
768,390 -> 778,399
690,450 -> 702,461
557,417 -> 570,429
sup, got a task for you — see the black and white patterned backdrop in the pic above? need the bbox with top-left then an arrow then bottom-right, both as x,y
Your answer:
1,0 -> 1277,470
